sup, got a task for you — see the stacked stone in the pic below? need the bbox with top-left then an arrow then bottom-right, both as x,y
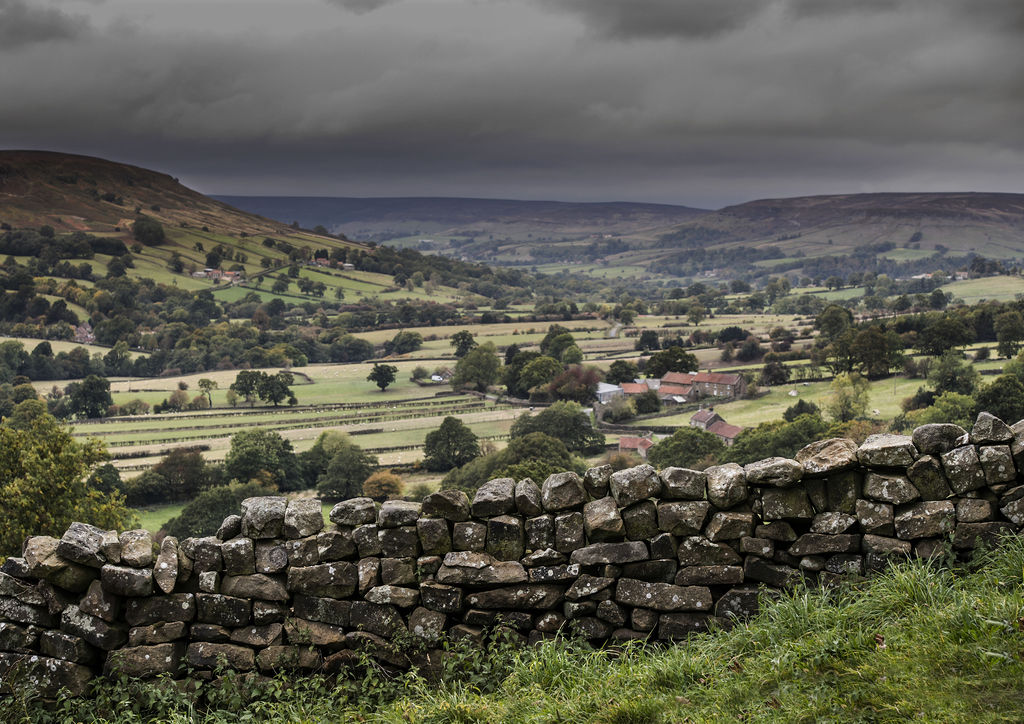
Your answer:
4,412 -> 1024,697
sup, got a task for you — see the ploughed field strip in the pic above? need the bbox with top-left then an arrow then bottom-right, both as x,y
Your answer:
3,411 -> 1024,697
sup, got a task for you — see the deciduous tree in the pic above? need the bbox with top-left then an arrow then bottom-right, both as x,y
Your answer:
423,416 -> 480,471
367,363 -> 398,391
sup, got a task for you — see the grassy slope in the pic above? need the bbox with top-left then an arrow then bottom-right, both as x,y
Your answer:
12,539 -> 1024,722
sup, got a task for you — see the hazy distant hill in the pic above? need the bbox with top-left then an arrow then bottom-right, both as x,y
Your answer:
214,195 -> 709,244
219,192 -> 1024,279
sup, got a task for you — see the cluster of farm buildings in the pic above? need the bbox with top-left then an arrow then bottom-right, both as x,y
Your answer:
600,370 -> 748,458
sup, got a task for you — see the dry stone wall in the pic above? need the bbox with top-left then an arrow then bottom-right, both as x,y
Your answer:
4,412 -> 1024,697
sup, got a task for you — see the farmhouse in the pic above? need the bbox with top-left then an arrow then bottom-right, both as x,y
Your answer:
690,407 -> 744,446
691,371 -> 747,399
618,435 -> 654,459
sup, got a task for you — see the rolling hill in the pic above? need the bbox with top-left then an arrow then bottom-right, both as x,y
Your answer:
0,151 -> 510,308
214,195 -> 709,245
218,191 -> 1024,282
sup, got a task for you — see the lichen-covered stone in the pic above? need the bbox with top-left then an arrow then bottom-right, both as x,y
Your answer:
330,497 -> 376,526
241,497 -> 288,539
514,479 -> 544,516
366,585 -> 420,608
417,518 -> 452,556
216,515 -> 241,541
0,652 -> 92,697
762,488 -> 815,520
796,438 -> 858,475
906,455 -> 954,501
284,498 -> 325,538
196,594 -> 250,627
465,584 -> 565,610
705,512 -> 755,542
377,500 -> 421,528
810,512 -> 856,535
541,471 -> 586,512
583,465 -> 613,499
656,501 -> 710,537
221,537 -> 255,576
486,515 -> 525,561
972,412 -> 1013,444
912,423 -> 968,456
583,496 -> 626,541
57,522 -> 109,568
857,434 -> 917,467
894,501 -> 955,540
153,537 -> 179,595
378,526 -> 421,558
570,541 -> 649,566
621,500 -> 659,541
472,478 -> 516,517
100,565 -> 153,598
659,467 -> 707,500
119,530 -> 153,568
705,464 -> 748,509
187,642 -> 255,670
856,499 -> 895,536
254,541 -> 288,574
743,457 -> 803,488
674,565 -> 744,586
615,579 -> 711,612
436,551 -> 527,586
609,464 -> 663,507
128,621 -> 188,646
863,472 -> 920,505
105,642 -> 185,678
286,562 -> 357,598
60,605 -> 127,650
124,593 -> 195,626
221,574 -> 288,602
79,579 -> 120,623
554,511 -> 585,552
421,490 -> 471,521
677,536 -> 741,566
979,445 -> 1016,484
788,534 -> 860,556
942,445 -> 987,494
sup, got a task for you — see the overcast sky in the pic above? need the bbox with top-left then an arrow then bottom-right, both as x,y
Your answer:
3,0 -> 1023,207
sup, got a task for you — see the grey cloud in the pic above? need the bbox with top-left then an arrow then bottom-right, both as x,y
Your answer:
0,0 -> 85,47
322,0 -> 398,14
1,0 -> 1021,206
544,0 -> 768,39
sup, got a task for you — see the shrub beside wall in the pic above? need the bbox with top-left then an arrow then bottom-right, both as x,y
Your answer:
2,412 -> 1024,698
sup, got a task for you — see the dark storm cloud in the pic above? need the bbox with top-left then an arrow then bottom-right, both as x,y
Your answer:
0,0 -> 86,47
1,0 -> 1021,205
544,0 -> 768,39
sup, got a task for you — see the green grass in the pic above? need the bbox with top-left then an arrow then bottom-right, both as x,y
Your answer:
134,502 -> 185,533
10,539 -> 1024,722
941,275 -> 1024,304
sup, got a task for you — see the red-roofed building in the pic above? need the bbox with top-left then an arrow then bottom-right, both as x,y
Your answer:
661,371 -> 696,386
620,382 -> 650,396
657,383 -> 693,404
707,420 -> 744,446
692,371 -> 747,399
618,436 -> 655,459
690,408 -> 724,429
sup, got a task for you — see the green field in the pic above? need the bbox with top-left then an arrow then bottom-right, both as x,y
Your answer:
941,275 -> 1024,303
